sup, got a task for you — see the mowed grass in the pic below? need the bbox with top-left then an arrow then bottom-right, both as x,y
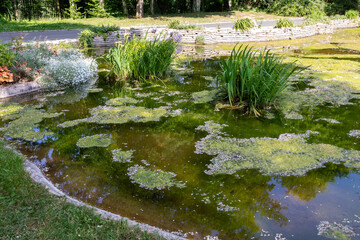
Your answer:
0,11 -> 282,32
0,140 -> 165,240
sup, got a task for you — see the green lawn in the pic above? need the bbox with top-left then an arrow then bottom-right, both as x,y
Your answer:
0,140 -> 165,240
0,11 -> 283,32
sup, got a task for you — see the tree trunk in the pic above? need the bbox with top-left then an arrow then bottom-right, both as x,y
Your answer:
228,0 -> 232,10
13,0 -> 18,20
136,0 -> 143,18
193,0 -> 200,12
122,0 -> 128,15
99,0 -> 104,7
56,0 -> 61,18
150,0 -> 154,15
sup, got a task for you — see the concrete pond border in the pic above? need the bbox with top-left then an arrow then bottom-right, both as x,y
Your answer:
4,144 -> 186,240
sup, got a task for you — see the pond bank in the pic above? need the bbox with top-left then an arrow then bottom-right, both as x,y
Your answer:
93,19 -> 358,46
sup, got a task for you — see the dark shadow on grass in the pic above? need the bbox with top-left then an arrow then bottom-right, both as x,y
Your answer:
0,21 -> 93,32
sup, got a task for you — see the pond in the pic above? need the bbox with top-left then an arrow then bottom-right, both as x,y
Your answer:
1,28 -> 360,240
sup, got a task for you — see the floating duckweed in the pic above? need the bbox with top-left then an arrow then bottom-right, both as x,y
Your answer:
76,134 -> 112,148
106,97 -> 138,106
0,105 -> 61,142
59,105 -> 169,127
195,123 -> 360,176
279,79 -> 360,119
192,90 -> 220,104
317,118 -> 341,124
317,221 -> 355,240
348,130 -> 360,138
112,148 -> 134,163
0,102 -> 24,118
196,121 -> 228,135
127,165 -> 185,190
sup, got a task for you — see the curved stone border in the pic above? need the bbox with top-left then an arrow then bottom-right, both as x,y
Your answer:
4,144 -> 186,240
0,81 -> 43,99
93,19 -> 358,47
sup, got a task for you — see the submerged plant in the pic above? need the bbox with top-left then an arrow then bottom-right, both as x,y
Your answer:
106,33 -> 181,81
76,134 -> 112,148
218,45 -> 305,115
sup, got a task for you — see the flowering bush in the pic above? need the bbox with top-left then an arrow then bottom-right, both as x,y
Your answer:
0,66 -> 14,84
41,49 -> 97,88
106,32 -> 182,81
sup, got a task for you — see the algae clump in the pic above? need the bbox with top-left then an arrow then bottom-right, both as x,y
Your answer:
76,134 -> 113,148
0,104 -> 61,142
106,97 -> 138,106
195,121 -> 360,176
192,90 -> 220,104
348,130 -> 360,138
128,165 -> 185,190
112,149 -> 134,163
59,105 -> 169,127
0,102 -> 24,118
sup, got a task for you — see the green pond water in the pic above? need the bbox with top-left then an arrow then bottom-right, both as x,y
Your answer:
2,28 -> 360,239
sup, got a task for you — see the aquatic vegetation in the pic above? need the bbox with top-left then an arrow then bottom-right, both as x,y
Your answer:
0,102 -> 23,118
76,134 -> 112,148
195,121 -> 360,176
195,120 -> 227,135
127,165 -> 185,190
192,90 -> 221,104
106,97 -> 139,106
59,105 -> 169,127
0,105 -> 61,142
218,45 -> 305,116
348,130 -> 360,138
106,33 -> 180,81
317,118 -> 341,124
317,221 -> 356,240
112,149 -> 134,163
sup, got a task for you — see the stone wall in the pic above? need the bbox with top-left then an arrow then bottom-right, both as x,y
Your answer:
93,19 -> 358,47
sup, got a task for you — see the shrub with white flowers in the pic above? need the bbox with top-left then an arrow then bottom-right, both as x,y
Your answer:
41,49 -> 98,89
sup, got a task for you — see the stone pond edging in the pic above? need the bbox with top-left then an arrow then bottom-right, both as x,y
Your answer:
6,145 -> 186,240
93,19 -> 358,47
0,81 -> 43,99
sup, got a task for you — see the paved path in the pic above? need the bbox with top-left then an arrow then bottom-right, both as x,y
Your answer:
0,18 -> 303,43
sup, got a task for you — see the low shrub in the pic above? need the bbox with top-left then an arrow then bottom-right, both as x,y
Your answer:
79,25 -> 120,48
345,10 -> 359,19
41,49 -> 97,88
303,10 -> 329,25
0,43 -> 15,67
86,0 -> 110,18
0,66 -> 14,84
167,20 -> 200,30
195,35 -> 205,45
275,19 -> 294,28
233,18 -> 254,32
218,45 -> 306,116
269,0 -> 325,17
106,33 -> 181,81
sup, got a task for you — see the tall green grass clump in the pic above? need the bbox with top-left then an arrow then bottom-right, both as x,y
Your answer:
218,45 -> 305,116
106,33 -> 182,81
233,18 -> 254,32
345,10 -> 359,19
275,19 -> 294,28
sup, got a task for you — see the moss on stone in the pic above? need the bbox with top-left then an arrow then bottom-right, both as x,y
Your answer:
192,90 -> 220,104
76,134 -> 112,148
127,165 -> 185,190
106,97 -> 139,106
0,105 -> 61,142
112,149 -> 134,163
195,123 -> 360,176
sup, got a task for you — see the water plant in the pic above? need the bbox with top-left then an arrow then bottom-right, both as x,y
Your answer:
274,19 -> 294,28
345,10 -> 359,19
112,149 -> 134,163
106,33 -> 181,81
233,18 -> 254,32
76,134 -> 113,148
218,45 -> 305,115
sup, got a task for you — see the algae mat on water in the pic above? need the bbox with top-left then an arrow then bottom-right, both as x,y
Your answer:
195,121 -> 360,176
0,103 -> 61,142
76,134 -> 113,148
